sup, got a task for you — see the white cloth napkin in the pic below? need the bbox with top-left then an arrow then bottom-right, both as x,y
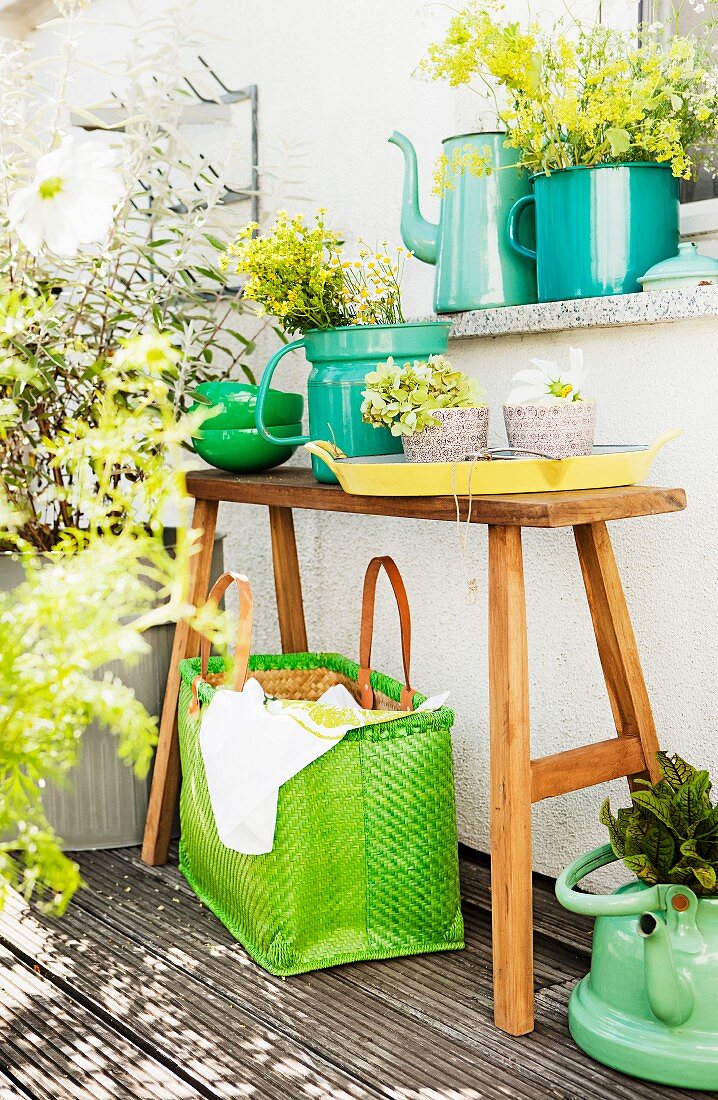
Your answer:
199,678 -> 449,855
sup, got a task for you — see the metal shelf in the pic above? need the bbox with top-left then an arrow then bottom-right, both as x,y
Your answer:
73,57 -> 259,222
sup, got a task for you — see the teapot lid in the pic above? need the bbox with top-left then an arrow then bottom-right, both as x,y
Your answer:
640,242 -> 718,284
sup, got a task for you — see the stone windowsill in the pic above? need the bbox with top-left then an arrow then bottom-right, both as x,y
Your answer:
431,286 -> 718,339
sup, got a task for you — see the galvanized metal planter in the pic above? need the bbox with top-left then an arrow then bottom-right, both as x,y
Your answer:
1,532 -> 224,850
557,844 -> 718,1090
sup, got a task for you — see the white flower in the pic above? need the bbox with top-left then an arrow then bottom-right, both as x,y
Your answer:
8,135 -> 124,258
507,347 -> 587,405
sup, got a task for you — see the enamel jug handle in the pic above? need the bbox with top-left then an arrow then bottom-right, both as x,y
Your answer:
555,844 -> 665,917
255,338 -> 310,447
507,195 -> 537,262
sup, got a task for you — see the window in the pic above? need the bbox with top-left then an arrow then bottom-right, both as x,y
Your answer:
641,0 -> 718,232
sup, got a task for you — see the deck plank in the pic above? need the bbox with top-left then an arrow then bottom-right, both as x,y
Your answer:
71,850 -> 697,1099
0,940 -> 204,1100
0,848 -> 706,1100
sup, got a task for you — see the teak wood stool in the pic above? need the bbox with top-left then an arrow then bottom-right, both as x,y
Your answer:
141,468 -> 686,1036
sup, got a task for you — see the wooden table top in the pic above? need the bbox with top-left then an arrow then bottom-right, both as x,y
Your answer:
185,467 -> 686,529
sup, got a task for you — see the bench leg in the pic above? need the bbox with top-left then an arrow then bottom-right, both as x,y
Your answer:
141,498 -> 219,866
269,506 -> 308,653
488,525 -> 534,1035
574,521 -> 661,786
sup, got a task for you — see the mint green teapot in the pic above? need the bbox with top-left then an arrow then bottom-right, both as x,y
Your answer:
557,844 -> 718,1090
389,130 -> 536,312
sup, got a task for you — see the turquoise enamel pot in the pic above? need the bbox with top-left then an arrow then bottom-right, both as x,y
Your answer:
390,131 -> 536,311
557,845 -> 718,1090
507,163 -> 679,302
255,322 -> 451,483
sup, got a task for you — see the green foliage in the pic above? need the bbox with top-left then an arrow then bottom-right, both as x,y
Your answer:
600,752 -> 718,896
0,8 -> 265,550
222,209 -> 408,335
0,334 -> 230,916
421,0 -> 718,179
361,355 -> 485,437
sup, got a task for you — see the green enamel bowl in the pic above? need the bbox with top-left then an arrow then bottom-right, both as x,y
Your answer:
191,381 -> 303,430
191,423 -> 301,474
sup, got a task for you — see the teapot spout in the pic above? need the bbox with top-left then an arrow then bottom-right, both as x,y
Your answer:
639,912 -> 694,1027
388,131 -> 438,265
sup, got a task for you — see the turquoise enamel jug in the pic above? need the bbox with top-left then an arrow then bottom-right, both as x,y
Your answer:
255,322 -> 451,484
507,163 -> 679,302
389,131 -> 537,312
556,844 -> 718,1090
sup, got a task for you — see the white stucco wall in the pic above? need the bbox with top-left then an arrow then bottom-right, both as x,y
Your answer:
27,1 -> 718,875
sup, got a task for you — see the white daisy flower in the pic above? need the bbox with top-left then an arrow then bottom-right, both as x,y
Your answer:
507,347 -> 587,405
8,135 -> 124,258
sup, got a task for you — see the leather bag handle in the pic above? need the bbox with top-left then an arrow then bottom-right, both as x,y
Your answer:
191,571 -> 253,714
357,556 -> 414,711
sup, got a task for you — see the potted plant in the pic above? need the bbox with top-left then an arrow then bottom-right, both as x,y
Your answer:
0,333 -> 227,916
222,209 -> 451,483
361,354 -> 487,462
556,753 -> 718,1089
503,348 -> 595,458
421,1 -> 718,301
0,8 -> 249,845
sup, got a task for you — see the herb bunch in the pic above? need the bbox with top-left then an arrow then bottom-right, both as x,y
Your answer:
222,209 -> 408,335
601,752 -> 718,896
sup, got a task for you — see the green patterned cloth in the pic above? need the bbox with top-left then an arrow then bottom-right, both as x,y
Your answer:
178,651 -> 464,976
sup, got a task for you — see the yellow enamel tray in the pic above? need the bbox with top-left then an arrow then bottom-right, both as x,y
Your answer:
305,430 -> 681,497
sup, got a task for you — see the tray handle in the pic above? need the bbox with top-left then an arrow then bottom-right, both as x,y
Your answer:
304,440 -> 346,475
647,428 -> 683,457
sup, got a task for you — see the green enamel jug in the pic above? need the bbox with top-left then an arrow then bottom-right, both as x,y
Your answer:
255,322 -> 451,484
556,844 -> 718,1090
507,163 -> 679,302
389,131 -> 537,312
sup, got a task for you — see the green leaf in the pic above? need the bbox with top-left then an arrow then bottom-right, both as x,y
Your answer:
692,864 -> 716,891
606,127 -> 631,155
672,771 -> 712,835
658,752 -> 697,790
204,233 -> 227,252
599,798 -> 625,857
667,858 -> 694,884
627,822 -> 675,876
623,854 -> 659,884
630,789 -> 673,829
693,803 -> 718,840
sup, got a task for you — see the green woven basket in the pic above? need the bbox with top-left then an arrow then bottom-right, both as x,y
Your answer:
177,558 -> 464,976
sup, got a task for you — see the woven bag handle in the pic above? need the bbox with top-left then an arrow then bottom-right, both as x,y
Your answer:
357,556 -> 414,711
192,572 -> 253,711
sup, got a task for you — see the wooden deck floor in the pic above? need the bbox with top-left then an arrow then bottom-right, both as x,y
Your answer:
0,846 -> 705,1100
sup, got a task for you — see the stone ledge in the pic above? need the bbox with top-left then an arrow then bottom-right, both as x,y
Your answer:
430,286 -> 718,339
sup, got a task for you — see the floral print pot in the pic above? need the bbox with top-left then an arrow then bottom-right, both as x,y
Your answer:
402,406 -> 489,463
503,401 -> 596,458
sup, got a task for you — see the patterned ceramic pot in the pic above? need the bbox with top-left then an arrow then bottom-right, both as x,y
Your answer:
503,401 -> 596,459
402,406 -> 489,463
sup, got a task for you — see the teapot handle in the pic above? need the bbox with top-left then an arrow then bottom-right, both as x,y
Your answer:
255,338 -> 310,447
556,844 -> 665,917
507,195 -> 537,262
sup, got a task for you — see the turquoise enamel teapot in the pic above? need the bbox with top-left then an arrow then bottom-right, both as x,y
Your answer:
557,843 -> 718,1090
389,130 -> 536,312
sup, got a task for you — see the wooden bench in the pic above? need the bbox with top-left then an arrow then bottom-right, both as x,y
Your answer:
141,468 -> 686,1036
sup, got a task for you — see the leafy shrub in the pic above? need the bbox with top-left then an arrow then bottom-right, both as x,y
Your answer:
601,752 -> 718,896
